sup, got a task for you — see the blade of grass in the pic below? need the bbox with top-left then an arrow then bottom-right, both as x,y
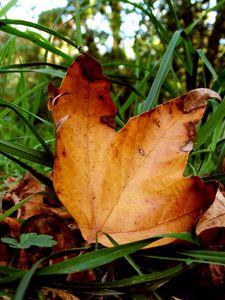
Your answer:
142,254 -> 225,267
0,151 -> 53,189
0,19 -> 80,51
0,81 -> 47,119
0,273 -> 25,285
0,99 -> 53,156
166,0 -> 181,29
139,1 -> 192,73
196,102 -> 224,176
195,98 -> 224,149
37,232 -> 199,276
0,119 -> 25,135
0,139 -> 53,167
103,62 -> 150,72
0,98 -> 54,128
0,193 -> 36,221
0,67 -> 65,78
0,266 -> 25,276
37,239 -> 160,276
216,141 -> 225,172
0,266 -> 25,286
141,30 -> 182,112
115,116 -> 125,128
202,172 -> 225,184
0,36 -> 16,64
104,232 -> 143,275
212,70 -> 225,93
0,36 -> 16,97
0,62 -> 67,70
120,68 -> 151,116
14,257 -> 46,300
197,49 -> 218,80
185,0 -> 225,35
0,0 -> 18,17
0,23 -> 73,64
179,250 -> 225,263
109,78 -> 144,98
41,263 -> 190,291
73,0 -> 83,46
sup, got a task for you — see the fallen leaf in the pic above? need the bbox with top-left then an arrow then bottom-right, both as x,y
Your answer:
4,172 -> 72,222
42,288 -> 80,300
49,53 -> 220,247
9,172 -> 44,220
14,213 -> 79,269
196,189 -> 225,244
0,220 -> 17,265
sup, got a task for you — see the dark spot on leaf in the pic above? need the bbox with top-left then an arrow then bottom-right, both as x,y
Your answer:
168,103 -> 173,114
185,121 -> 197,141
62,150 -> 66,157
153,118 -> 160,128
176,98 -> 186,113
55,189 -> 62,196
98,94 -> 105,101
100,116 -> 115,129
138,148 -> 145,156
180,121 -> 197,152
112,146 -> 119,159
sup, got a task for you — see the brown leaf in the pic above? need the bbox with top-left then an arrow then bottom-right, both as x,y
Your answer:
14,213 -> 79,269
0,218 -> 19,265
7,173 -> 44,220
196,189 -> 225,244
42,288 -> 80,300
49,53 -> 220,247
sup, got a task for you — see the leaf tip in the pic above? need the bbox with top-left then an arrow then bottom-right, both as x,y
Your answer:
76,53 -> 107,81
178,88 -> 221,113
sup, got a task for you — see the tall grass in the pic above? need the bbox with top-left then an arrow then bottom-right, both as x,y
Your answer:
0,0 -> 224,299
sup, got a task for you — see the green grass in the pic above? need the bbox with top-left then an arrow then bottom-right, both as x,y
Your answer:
0,0 -> 224,299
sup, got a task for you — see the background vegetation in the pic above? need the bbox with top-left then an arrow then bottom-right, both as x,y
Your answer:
0,0 -> 224,299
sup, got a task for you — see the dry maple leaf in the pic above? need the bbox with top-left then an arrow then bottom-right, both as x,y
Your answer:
49,53 -> 220,247
196,189 -> 225,242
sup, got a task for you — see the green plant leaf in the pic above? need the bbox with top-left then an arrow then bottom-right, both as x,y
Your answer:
0,99 -> 53,158
0,0 -> 18,18
15,257 -> 46,300
0,266 -> 25,286
197,49 -> 218,80
0,19 -> 80,50
0,237 -> 18,248
141,30 -> 182,112
0,23 -> 73,64
37,232 -> 199,276
194,98 -> 224,149
0,139 -> 53,167
1,233 -> 57,249
0,150 -> 54,189
0,192 -> 48,222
